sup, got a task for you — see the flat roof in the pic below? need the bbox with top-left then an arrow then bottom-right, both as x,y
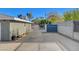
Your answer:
14,18 -> 32,23
0,14 -> 32,23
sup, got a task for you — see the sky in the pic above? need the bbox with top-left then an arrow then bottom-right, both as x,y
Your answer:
0,8 -> 75,19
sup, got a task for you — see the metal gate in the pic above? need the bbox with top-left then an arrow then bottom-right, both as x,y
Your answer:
47,24 -> 57,32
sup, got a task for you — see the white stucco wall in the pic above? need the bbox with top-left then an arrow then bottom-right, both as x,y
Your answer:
0,14 -> 32,40
10,22 -> 31,40
10,22 -> 26,36
26,23 -> 32,32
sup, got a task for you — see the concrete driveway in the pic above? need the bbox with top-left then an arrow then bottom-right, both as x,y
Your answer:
0,25 -> 78,51
16,25 -> 67,51
0,25 -> 68,51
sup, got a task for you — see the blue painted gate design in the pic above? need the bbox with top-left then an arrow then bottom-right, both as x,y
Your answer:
47,24 -> 57,32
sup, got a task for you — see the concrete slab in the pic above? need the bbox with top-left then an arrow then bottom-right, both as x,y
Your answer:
17,43 -> 39,51
40,43 -> 62,51
17,43 -> 62,51
0,43 -> 20,51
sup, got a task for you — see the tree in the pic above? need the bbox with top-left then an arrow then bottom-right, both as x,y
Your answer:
27,12 -> 32,21
32,18 -> 51,25
47,11 -> 62,23
64,9 -> 79,21
32,18 -> 40,24
72,9 -> 79,20
17,14 -> 23,19
64,11 -> 72,21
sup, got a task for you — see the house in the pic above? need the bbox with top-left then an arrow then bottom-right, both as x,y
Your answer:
0,14 -> 32,41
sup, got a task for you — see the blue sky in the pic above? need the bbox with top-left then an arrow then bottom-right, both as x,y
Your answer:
0,8 -> 74,18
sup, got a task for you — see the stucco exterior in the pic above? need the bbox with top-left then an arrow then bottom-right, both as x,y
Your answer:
0,14 -> 32,41
10,21 -> 31,40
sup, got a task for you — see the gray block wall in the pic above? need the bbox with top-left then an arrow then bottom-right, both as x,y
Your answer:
73,21 -> 79,41
58,21 -> 74,39
58,21 -> 79,51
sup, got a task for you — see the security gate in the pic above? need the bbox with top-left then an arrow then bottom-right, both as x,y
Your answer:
47,24 -> 57,32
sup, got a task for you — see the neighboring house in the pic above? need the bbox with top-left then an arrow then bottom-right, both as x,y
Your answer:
0,14 -> 32,41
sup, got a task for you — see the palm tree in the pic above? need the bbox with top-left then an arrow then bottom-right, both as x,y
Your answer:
27,12 -> 32,21
17,14 -> 23,19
